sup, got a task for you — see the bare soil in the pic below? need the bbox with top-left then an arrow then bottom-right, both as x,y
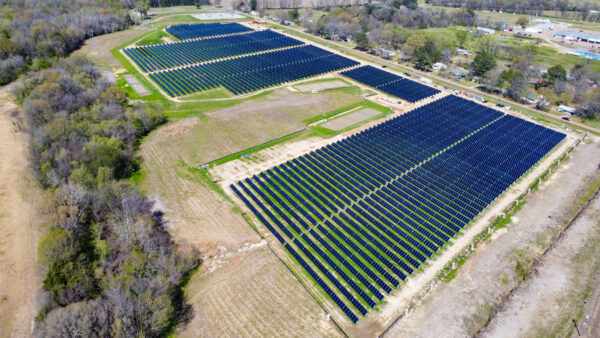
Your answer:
139,92 -> 348,336
483,191 -> 600,337
321,107 -> 380,131
295,79 -> 351,93
384,139 -> 600,337
0,87 -> 41,337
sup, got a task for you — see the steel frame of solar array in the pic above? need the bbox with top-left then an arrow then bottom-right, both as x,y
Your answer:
124,30 -> 303,72
341,65 -> 441,103
230,96 -> 566,323
149,45 -> 359,96
165,22 -> 252,40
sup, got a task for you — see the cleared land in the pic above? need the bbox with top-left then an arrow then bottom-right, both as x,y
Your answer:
138,86 -> 366,336
295,79 -> 351,92
321,107 -> 381,131
484,192 -> 600,337
124,75 -> 150,96
384,139 -> 600,337
0,88 -> 40,337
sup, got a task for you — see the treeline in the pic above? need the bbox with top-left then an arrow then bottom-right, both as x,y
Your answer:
426,0 -> 600,21
15,56 -> 199,336
297,1 -> 476,42
0,0 -> 133,85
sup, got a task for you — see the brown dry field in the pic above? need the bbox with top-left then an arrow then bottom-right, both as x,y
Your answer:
139,87 -> 365,336
0,87 -> 41,337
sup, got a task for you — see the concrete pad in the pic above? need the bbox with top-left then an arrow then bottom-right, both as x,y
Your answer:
321,107 -> 380,131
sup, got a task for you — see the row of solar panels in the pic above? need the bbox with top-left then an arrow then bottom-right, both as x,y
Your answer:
125,30 -> 303,72
232,96 -> 565,322
166,22 -> 252,40
150,45 -> 358,96
341,65 -> 441,103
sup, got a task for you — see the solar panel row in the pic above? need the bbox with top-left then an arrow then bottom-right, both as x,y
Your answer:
124,30 -> 303,72
341,65 -> 440,102
232,96 -> 565,322
150,45 -> 359,96
166,22 -> 252,40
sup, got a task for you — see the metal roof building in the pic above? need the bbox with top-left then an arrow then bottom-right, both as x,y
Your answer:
553,30 -> 600,43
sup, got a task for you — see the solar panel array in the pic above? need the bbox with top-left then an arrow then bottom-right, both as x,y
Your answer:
166,22 -> 252,40
150,45 -> 359,96
341,65 -> 441,102
231,96 -> 565,322
124,30 -> 303,72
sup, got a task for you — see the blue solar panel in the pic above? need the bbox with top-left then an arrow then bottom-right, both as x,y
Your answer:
125,30 -> 303,72
151,45 -> 359,96
166,22 -> 252,40
232,95 -> 566,322
341,65 -> 440,102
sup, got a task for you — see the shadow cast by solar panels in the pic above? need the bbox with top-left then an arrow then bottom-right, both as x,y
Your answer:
230,96 -> 565,323
341,65 -> 440,103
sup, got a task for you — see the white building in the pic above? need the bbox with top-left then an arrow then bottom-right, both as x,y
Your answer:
476,27 -> 496,35
558,104 -> 579,115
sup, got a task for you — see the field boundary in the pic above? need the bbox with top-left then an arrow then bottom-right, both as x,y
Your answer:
202,128 -> 307,167
378,132 -> 588,337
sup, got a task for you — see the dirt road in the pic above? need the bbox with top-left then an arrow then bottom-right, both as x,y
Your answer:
0,87 -> 40,337
483,192 -> 600,336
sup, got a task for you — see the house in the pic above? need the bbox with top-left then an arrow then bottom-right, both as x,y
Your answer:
449,69 -> 468,79
432,62 -> 447,70
476,27 -> 496,35
456,48 -> 472,56
558,104 -> 579,115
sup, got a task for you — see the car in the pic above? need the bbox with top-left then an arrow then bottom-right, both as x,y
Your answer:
561,116 -> 570,121
404,72 -> 411,77
382,65 -> 387,68
496,103 -> 505,108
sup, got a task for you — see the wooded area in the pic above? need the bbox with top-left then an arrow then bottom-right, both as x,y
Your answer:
1,0 -> 200,336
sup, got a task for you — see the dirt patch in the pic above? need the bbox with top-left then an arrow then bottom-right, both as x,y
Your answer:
483,192 -> 600,337
73,26 -> 153,68
179,246 -> 341,337
321,107 -> 380,131
124,75 -> 150,96
295,79 -> 351,93
0,87 -> 41,337
383,139 -> 600,337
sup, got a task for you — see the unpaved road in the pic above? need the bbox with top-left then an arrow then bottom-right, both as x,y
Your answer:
0,88 -> 40,337
385,139 -> 600,337
484,192 -> 600,336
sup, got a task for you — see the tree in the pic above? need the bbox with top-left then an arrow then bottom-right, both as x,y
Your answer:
508,71 -> 527,101
582,88 -> 600,119
477,35 -> 499,55
471,51 -> 496,77
250,0 -> 257,10
455,30 -> 468,48
516,15 -> 529,27
546,64 -> 567,83
403,33 -> 426,59
354,32 -> 370,51
413,40 -> 441,71
288,8 -> 299,22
